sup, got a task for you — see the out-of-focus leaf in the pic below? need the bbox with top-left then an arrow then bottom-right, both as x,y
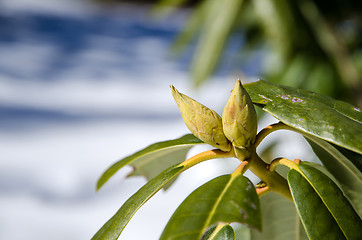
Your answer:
304,61 -> 336,96
234,224 -> 251,240
203,224 -> 235,240
299,0 -> 360,90
275,54 -> 337,97
244,80 -> 362,154
306,137 -> 362,216
288,163 -> 362,240
252,0 -> 296,58
171,0 -> 210,55
153,0 -> 187,11
151,0 -> 193,20
96,134 -> 202,190
250,192 -> 308,240
160,173 -> 261,240
277,54 -> 312,88
190,0 -> 244,86
92,164 -> 185,240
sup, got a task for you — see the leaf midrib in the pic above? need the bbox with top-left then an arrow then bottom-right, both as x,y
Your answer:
198,174 -> 236,239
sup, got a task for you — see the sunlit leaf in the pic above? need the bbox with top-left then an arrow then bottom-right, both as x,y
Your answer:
92,164 -> 185,240
160,173 -> 261,240
203,224 -> 235,240
244,80 -> 362,154
288,163 -> 362,240
96,134 -> 202,190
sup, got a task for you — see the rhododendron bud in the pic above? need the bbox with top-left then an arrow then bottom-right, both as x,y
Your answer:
222,80 -> 257,159
171,85 -> 231,152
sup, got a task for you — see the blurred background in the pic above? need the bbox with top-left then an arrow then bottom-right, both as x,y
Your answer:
0,0 -> 361,239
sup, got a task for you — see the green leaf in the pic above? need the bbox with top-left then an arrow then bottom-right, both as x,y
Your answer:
96,134 -> 202,190
203,224 -> 235,240
150,0 -> 192,21
233,224 -> 251,240
190,0 -> 244,86
305,137 -> 362,216
332,144 -> 362,171
250,192 -> 308,240
152,0 -> 187,10
92,164 -> 185,240
170,0 -> 209,55
160,173 -> 261,240
252,0 -> 296,58
244,80 -> 362,154
288,163 -> 362,240
299,0 -> 360,90
127,141 -> 194,190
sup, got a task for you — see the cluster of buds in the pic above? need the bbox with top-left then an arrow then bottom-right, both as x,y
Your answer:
171,80 -> 257,160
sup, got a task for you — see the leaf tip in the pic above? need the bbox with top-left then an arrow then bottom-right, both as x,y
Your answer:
96,180 -> 103,191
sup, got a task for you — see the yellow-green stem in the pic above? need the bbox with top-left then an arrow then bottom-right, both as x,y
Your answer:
256,186 -> 271,197
180,149 -> 235,169
248,149 -> 293,201
232,160 -> 250,176
179,146 -> 292,201
254,122 -> 289,147
269,157 -> 300,172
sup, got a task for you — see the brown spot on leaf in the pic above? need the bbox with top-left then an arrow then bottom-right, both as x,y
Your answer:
291,97 -> 304,103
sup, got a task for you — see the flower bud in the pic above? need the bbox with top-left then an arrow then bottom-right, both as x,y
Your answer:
222,80 -> 257,157
171,85 -> 231,152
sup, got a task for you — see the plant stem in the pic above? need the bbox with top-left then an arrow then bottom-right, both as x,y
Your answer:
269,157 -> 299,172
256,186 -> 271,197
232,160 -> 250,176
254,122 -> 289,147
179,145 -> 293,201
180,149 -> 235,169
252,122 -> 295,200
248,148 -> 293,201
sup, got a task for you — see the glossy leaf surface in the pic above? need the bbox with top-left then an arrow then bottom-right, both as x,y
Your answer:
97,134 -> 202,190
250,192 -> 308,240
203,224 -> 235,240
244,80 -> 362,154
92,164 -> 185,240
288,163 -> 362,240
160,174 -> 261,240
